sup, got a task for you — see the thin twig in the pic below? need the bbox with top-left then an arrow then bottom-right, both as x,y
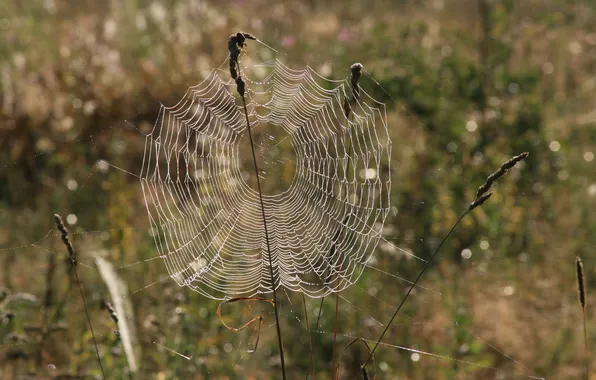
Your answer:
358,211 -> 469,375
302,294 -> 315,379
340,337 -> 376,379
241,95 -> 287,379
217,297 -> 274,352
54,214 -> 105,378
308,297 -> 325,379
333,64 -> 362,379
100,300 -> 134,380
583,311 -> 589,380
358,153 -> 529,377
332,292 -> 340,379
229,32 -> 287,380
312,63 -> 363,379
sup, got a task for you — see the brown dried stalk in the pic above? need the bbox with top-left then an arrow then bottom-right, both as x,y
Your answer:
228,32 -> 287,380
359,152 -> 530,377
217,297 -> 274,353
311,63 -> 364,379
339,337 -> 376,379
302,294 -> 315,379
576,256 -> 589,379
54,214 -> 105,378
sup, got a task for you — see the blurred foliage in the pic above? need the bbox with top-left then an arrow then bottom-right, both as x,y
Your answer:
1,0 -> 596,379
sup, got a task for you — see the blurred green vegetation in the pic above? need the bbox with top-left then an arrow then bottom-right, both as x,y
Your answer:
1,0 -> 595,379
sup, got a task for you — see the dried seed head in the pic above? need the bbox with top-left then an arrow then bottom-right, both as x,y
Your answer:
476,152 -> 529,199
101,299 -> 119,324
228,34 -> 242,80
468,192 -> 493,211
54,213 -> 77,267
242,32 -> 257,41
228,32 -> 256,96
350,63 -> 363,90
344,63 -> 364,118
576,256 -> 586,309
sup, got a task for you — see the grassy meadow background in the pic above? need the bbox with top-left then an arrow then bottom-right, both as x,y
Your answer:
1,0 -> 595,378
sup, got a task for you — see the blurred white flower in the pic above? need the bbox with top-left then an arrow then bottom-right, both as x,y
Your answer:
104,19 -> 117,40
150,2 -> 167,23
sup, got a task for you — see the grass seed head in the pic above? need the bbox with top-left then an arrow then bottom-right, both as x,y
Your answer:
576,256 -> 586,309
476,152 -> 529,199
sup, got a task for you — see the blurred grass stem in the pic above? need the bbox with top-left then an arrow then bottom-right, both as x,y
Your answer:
54,214 -> 105,378
358,153 -> 529,377
239,96 -> 287,380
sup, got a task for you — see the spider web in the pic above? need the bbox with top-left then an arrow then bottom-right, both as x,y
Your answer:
140,58 -> 391,299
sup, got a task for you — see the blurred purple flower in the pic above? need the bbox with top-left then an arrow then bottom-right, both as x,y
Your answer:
337,28 -> 351,43
281,35 -> 296,48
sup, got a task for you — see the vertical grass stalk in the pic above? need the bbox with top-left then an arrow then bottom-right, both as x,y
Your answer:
54,214 -> 105,378
240,95 -> 287,379
358,153 -> 528,377
228,32 -> 287,380
302,294 -> 315,378
312,63 -> 363,379
332,292 -> 340,379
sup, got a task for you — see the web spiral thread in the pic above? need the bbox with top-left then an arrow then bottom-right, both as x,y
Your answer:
140,59 -> 392,299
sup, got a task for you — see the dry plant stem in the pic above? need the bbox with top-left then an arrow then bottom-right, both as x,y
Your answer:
217,297 -> 273,352
240,96 -> 287,380
358,211 -> 480,374
101,302 -> 133,380
307,296 -> 325,380
314,298 -> 325,330
54,214 -> 105,379
314,67 -> 361,378
576,256 -> 589,379
358,210 -> 469,375
333,292 -> 340,379
340,337 -> 376,379
229,33 -> 286,378
302,294 -> 315,379
331,246 -> 344,379
359,152 -> 529,377
583,309 -> 589,380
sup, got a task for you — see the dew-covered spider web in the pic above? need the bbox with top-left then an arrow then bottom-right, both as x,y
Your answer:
141,58 -> 391,299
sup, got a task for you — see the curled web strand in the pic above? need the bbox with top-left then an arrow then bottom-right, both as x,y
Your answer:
140,59 -> 391,300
